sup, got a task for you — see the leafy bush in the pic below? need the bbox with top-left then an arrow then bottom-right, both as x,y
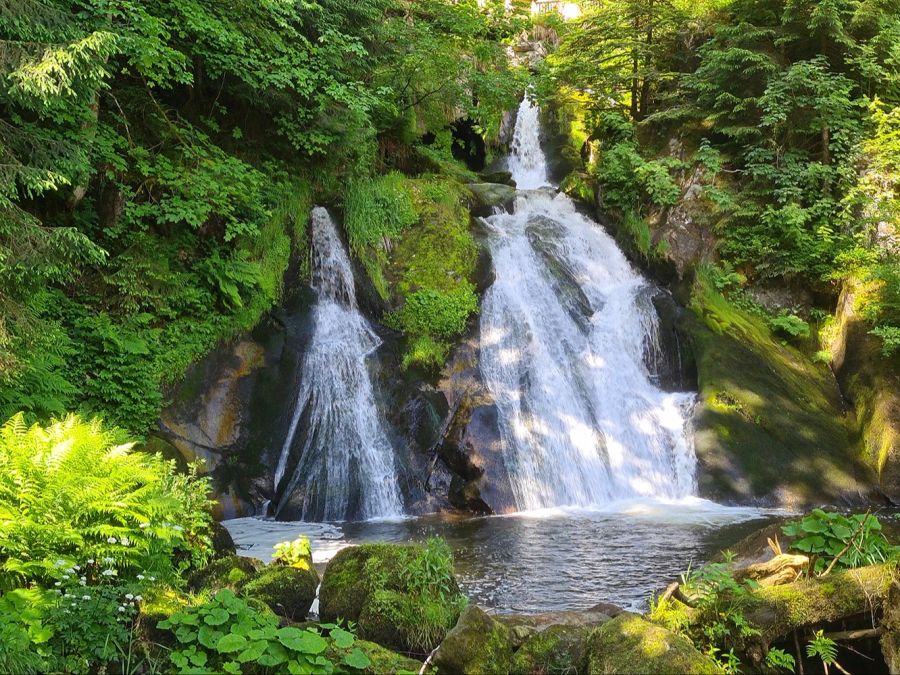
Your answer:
0,413 -> 213,590
272,537 -> 312,570
364,538 -> 467,654
388,286 -> 478,339
768,314 -> 810,340
344,173 -> 418,254
158,588 -> 370,674
783,510 -> 895,574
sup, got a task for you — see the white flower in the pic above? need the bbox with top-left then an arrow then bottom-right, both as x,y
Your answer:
103,557 -> 114,564
139,523 -> 150,529
118,606 -> 125,612
120,537 -> 130,546
80,576 -> 86,582
102,569 -> 117,577
86,559 -> 94,564
54,582 -> 61,587
148,576 -> 156,582
73,565 -> 80,571
107,537 -> 117,544
55,559 -> 66,566
136,574 -> 145,580
63,593 -> 72,598
125,594 -> 134,600
135,595 -> 142,602
82,595 -> 91,600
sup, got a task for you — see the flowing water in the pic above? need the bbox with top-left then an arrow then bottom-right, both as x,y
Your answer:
224,504 -> 778,612
481,97 -> 697,510
231,100 -> 770,612
272,207 -> 402,521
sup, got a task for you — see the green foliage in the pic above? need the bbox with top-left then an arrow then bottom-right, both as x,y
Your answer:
364,538 -> 467,654
0,413 -> 213,591
674,560 -> 760,672
768,314 -> 811,340
158,588 -> 370,675
272,537 -> 312,570
765,647 -> 797,673
806,630 -> 838,667
344,173 -> 417,253
782,509 -> 895,573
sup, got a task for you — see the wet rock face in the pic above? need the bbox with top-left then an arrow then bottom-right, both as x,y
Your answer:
468,182 -> 517,217
437,333 -> 517,515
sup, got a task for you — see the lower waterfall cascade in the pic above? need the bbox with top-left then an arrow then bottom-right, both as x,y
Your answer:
479,97 -> 699,510
272,207 -> 402,521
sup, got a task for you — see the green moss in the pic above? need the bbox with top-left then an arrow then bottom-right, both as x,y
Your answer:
319,540 -> 466,655
745,564 -> 893,642
684,269 -> 869,505
512,624 -> 592,675
188,555 -> 264,593
326,639 -> 423,675
585,612 -> 720,675
241,564 -> 319,621
433,605 -> 514,675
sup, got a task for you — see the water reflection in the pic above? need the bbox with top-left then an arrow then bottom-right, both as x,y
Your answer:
224,500 -> 780,613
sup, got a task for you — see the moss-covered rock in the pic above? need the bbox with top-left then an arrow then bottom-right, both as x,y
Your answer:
584,612 -> 719,675
683,273 -> 875,507
744,564 -> 892,644
433,605 -> 515,675
188,554 -> 264,592
512,623 -> 594,675
241,564 -> 319,621
319,541 -> 466,655
326,639 -> 423,675
467,182 -> 516,216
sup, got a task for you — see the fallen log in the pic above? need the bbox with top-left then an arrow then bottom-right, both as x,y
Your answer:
734,554 -> 809,587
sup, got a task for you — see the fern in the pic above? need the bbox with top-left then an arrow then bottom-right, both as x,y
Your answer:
0,413 -> 213,592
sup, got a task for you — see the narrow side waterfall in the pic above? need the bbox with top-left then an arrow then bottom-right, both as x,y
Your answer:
480,98 -> 698,510
273,207 -> 402,521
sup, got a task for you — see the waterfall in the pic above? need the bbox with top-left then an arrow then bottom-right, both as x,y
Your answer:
480,98 -> 698,510
273,207 -> 403,521
507,97 -> 550,190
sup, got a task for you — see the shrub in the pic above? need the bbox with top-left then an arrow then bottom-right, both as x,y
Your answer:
387,286 -> 478,339
272,537 -> 312,570
782,510 -> 895,574
0,413 -> 214,591
158,588 -> 370,674
344,173 -> 417,254
768,314 -> 810,340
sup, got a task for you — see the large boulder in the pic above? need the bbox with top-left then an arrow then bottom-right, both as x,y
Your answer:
241,564 -> 319,621
188,555 -> 264,592
468,182 -> 516,216
433,605 -> 515,675
319,542 -> 466,655
682,284 -> 877,508
584,612 -> 719,675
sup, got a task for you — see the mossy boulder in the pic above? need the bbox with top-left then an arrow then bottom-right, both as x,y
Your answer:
326,639 -> 422,675
584,612 -> 719,675
319,541 -> 466,655
682,277 -> 875,507
512,623 -> 594,675
467,182 -> 516,216
433,605 -> 515,675
242,564 -> 319,621
188,554 -> 264,592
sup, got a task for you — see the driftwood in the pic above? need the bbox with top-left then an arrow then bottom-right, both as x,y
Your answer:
733,554 -> 809,587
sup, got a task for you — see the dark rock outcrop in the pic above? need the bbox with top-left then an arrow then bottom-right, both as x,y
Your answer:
433,606 -> 515,675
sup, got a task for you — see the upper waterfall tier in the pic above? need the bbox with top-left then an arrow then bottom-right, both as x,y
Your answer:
480,98 -> 698,510
273,207 -> 402,521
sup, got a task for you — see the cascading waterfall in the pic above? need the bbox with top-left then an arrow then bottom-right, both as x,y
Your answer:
480,97 -> 698,510
273,207 -> 402,521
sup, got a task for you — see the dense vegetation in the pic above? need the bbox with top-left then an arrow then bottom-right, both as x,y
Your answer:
0,0 -> 525,432
543,0 -> 900,358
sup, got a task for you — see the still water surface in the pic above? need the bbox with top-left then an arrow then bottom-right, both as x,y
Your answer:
224,498 -> 779,613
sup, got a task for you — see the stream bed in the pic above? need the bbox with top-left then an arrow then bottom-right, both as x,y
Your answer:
224,499 -> 780,613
